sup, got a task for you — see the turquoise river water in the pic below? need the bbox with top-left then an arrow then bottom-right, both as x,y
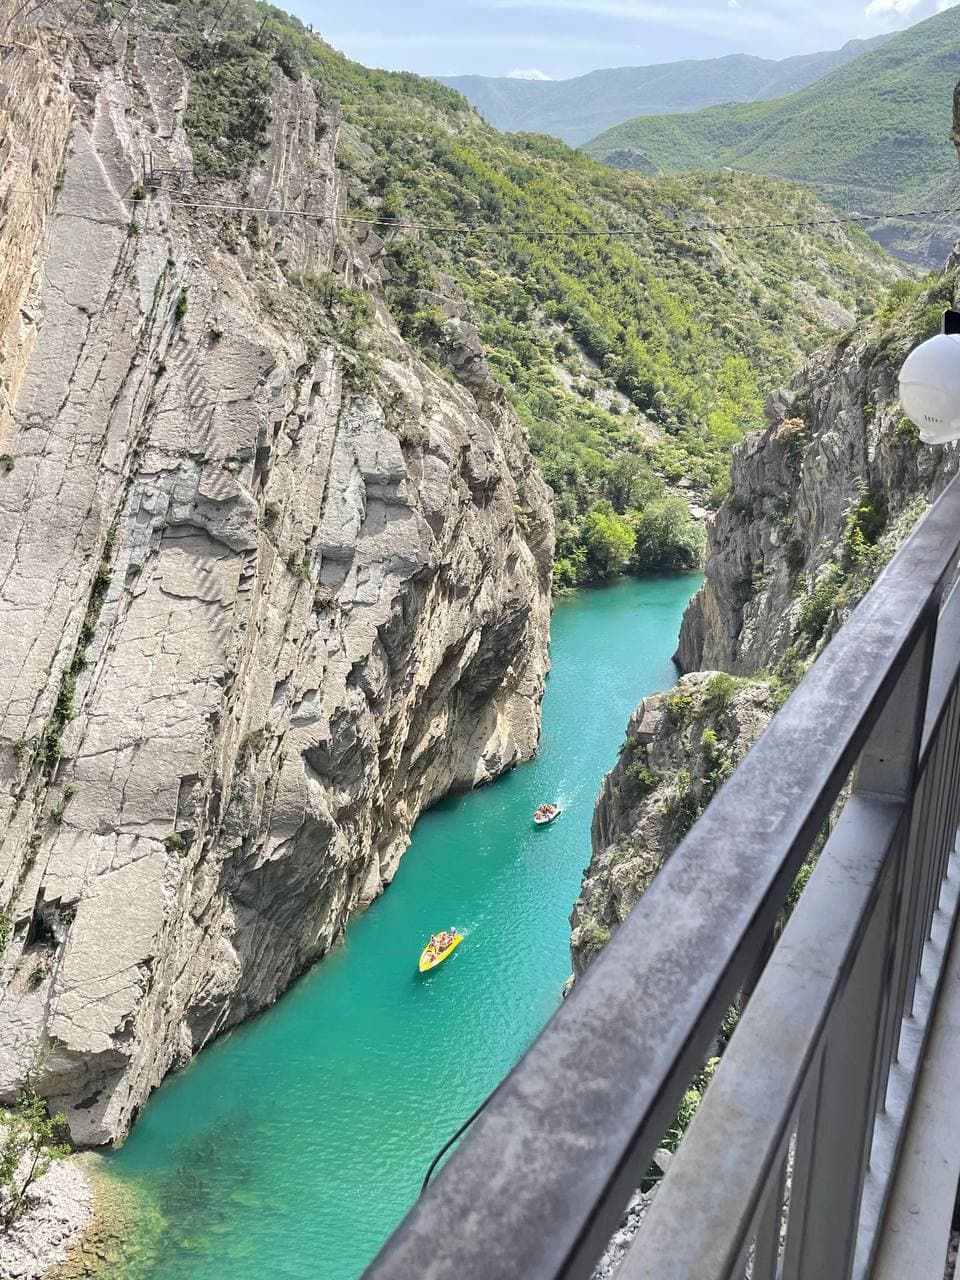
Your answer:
97,574 -> 699,1280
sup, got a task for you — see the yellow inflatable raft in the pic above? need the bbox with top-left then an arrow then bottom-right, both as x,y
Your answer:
418,930 -> 463,973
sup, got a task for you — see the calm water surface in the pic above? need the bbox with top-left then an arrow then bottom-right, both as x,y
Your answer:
100,574 -> 699,1280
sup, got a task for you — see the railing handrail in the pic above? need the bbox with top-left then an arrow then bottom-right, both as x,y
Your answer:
363,471 -> 960,1280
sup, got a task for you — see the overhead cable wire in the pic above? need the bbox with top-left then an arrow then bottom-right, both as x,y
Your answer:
5,184 -> 960,239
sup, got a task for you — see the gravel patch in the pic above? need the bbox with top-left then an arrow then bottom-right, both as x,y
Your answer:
589,1149 -> 674,1279
0,1160 -> 93,1280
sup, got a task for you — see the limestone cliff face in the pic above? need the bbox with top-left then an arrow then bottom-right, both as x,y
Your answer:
571,673 -> 775,976
575,250 -> 960,974
0,14 -> 552,1144
677,255 -> 960,675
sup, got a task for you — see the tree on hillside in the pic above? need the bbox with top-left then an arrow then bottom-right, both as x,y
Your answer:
631,496 -> 704,572
582,504 -> 637,578
606,456 -> 662,514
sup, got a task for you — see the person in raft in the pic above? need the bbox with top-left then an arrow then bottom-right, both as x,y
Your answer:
536,804 -> 559,819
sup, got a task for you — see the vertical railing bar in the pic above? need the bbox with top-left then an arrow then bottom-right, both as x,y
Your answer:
917,687 -> 960,951
914,706 -> 948,965
885,757 -> 931,1070
902,739 -> 943,1015
789,860 -> 898,1280
862,825 -> 912,1151
749,1145 -> 790,1280
921,558 -> 960,766
869,622 -> 939,1108
935,685 -> 960,884
931,685 -> 959,877
766,1055 -> 822,1280
788,621 -> 934,1280
851,845 -> 960,1280
930,689 -> 960,903
935,748 -> 959,892
876,769 -> 928,1096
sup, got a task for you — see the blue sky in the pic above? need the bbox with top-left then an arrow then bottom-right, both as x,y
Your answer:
297,0 -> 956,79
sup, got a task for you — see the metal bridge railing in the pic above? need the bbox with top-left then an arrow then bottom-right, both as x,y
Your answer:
363,471 -> 960,1280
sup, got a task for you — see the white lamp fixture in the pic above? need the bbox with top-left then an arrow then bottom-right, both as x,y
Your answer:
899,309 -> 960,445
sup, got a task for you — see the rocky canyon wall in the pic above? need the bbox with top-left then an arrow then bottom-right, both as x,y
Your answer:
574,248 -> 960,974
0,8 -> 553,1144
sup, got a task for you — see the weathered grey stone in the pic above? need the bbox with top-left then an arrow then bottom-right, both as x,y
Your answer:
0,20 -> 553,1144
571,673 -> 776,978
677,253 -> 960,675
0,1152 -> 92,1280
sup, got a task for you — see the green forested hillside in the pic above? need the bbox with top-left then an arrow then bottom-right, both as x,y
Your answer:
172,0 -> 901,586
437,37 -> 889,148
584,6 -> 960,267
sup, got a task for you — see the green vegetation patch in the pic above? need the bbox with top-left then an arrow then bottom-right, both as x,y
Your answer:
178,24 -> 272,180
170,0 -> 898,587
582,6 -> 960,264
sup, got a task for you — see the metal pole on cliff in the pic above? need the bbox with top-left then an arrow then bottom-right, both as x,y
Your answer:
206,0 -> 229,41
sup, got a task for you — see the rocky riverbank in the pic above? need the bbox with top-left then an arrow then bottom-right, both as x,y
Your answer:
0,1158 -> 94,1280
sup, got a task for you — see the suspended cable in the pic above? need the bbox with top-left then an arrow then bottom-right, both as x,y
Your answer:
5,184 -> 959,240
420,1080 -> 503,1197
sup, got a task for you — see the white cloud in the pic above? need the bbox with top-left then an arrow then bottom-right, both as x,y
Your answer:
728,1 -> 739,8
937,0 -> 960,11
863,0 -> 923,14
506,66 -> 553,76
474,0 -> 856,38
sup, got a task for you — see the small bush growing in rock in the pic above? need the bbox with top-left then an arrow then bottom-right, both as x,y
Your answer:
239,728 -> 268,761
795,565 -> 844,647
625,750 -> 658,795
662,687 -> 695,727
576,917 -> 612,960
272,36 -> 301,81
891,414 -> 920,448
702,672 -> 737,716
0,456 -> 14,474
35,728 -> 62,777
843,486 -> 888,567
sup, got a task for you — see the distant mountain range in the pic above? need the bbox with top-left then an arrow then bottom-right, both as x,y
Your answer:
438,37 -> 890,148
582,6 -> 960,266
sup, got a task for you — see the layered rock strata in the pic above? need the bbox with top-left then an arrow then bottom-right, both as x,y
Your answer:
576,250 -> 960,971
677,257 -> 960,675
0,12 -> 552,1143
571,672 -> 775,976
